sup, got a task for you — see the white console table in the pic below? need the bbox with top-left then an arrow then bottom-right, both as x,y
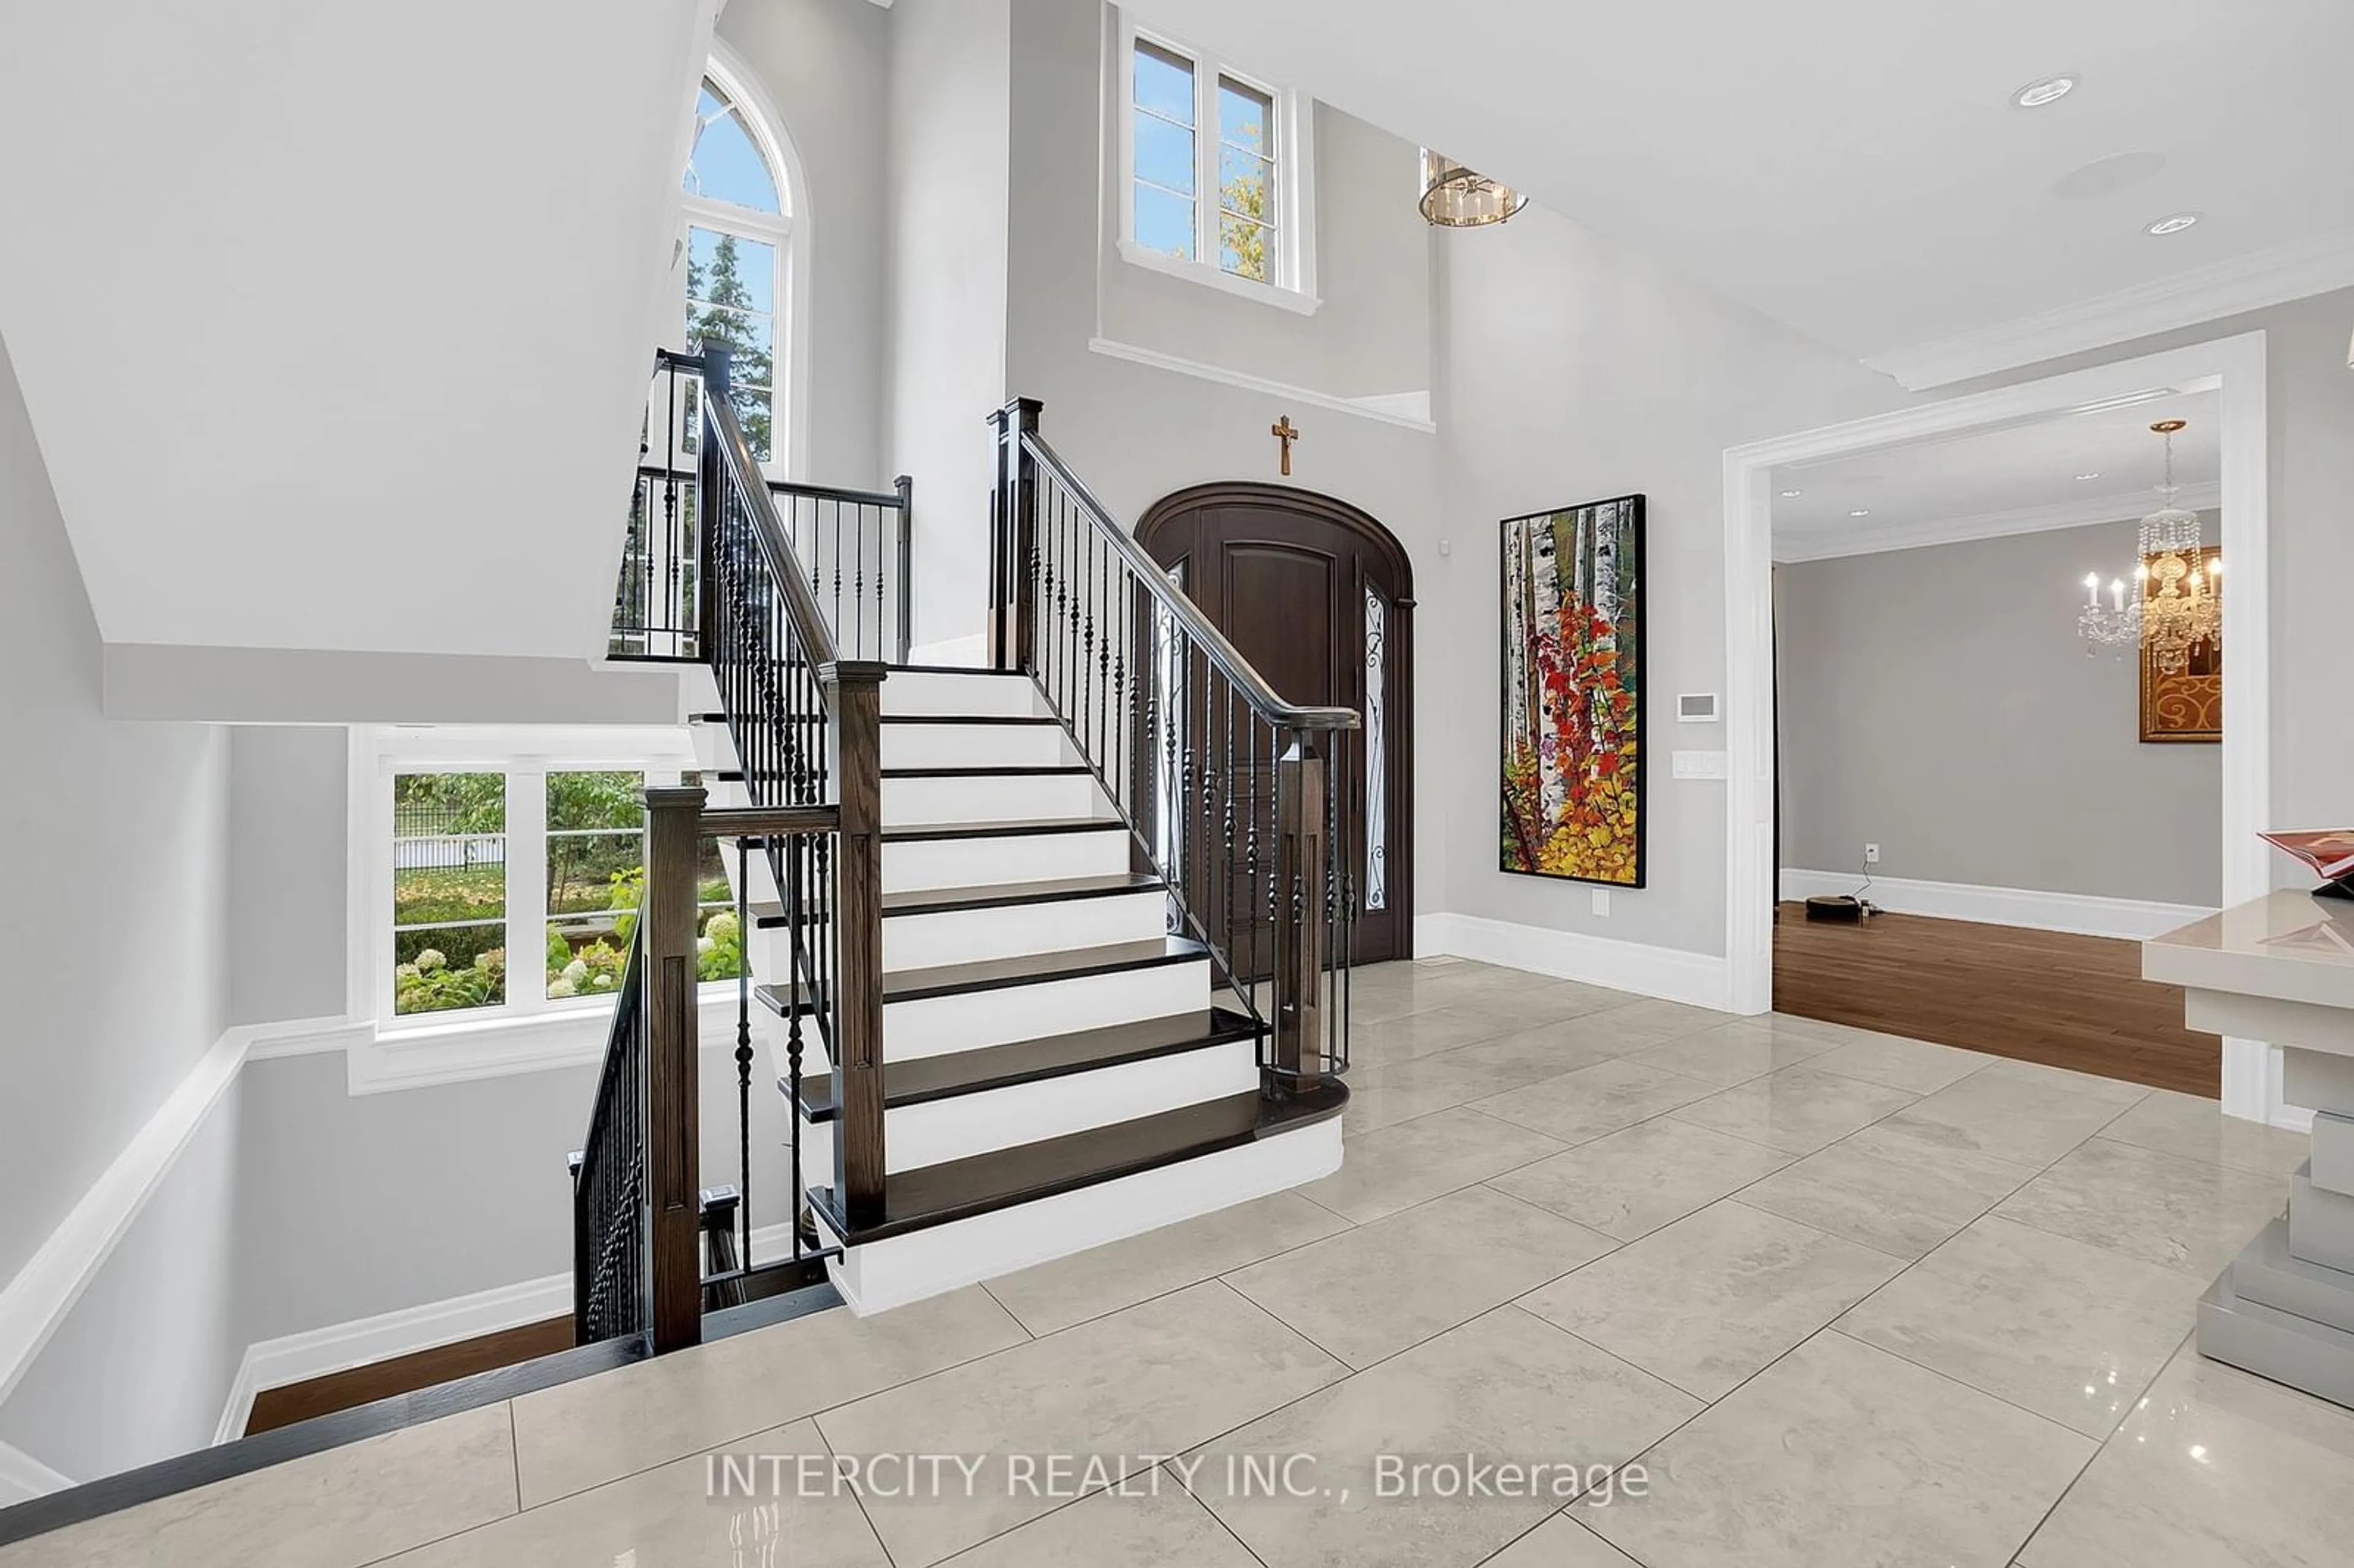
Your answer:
2146,891 -> 2354,1407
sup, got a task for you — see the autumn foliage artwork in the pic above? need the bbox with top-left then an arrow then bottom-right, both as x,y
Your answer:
1500,497 -> 1645,887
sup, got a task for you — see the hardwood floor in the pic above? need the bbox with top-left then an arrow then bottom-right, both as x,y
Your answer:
1773,902 -> 2220,1098
242,1317 -> 574,1437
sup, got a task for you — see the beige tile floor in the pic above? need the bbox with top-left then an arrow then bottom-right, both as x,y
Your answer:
9,957 -> 2350,1568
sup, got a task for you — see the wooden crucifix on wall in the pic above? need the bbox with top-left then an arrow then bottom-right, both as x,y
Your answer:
1271,414 -> 1300,476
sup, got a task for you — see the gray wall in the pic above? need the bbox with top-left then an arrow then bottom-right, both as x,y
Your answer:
228,727 -> 349,1026
1095,97 -> 1433,403
719,0 -> 892,487
0,1081 -> 248,1482
230,1037 -> 798,1347
0,330 -> 232,1289
1776,521 -> 2223,907
1002,0 -> 1447,897
885,0 -> 1013,650
1952,286 -> 2354,882
1431,204 -> 1904,956
0,329 -> 237,1478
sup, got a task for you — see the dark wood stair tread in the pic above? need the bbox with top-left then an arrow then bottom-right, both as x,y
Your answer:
879,714 -> 1059,726
809,1083 -> 1347,1244
882,816 -> 1126,842
788,1007 -> 1260,1120
756,937 -> 1209,1016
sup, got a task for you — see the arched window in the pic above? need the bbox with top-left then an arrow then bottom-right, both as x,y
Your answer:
681,61 -> 796,468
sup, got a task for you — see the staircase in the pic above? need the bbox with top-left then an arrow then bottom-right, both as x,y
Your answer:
576,351 -> 1357,1341
690,664 -> 1346,1314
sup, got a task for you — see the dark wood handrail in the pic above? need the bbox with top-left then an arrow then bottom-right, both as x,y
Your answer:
704,386 -> 842,672
988,396 -> 1357,1100
768,475 -> 912,509
699,804 -> 841,838
1009,414 -> 1358,734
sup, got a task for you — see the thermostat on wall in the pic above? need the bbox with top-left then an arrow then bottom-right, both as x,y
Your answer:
1677,693 -> 1720,723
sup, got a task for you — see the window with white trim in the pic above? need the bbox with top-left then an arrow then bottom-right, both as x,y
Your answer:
1115,12 -> 1317,310
682,66 -> 791,465
369,729 -> 745,1030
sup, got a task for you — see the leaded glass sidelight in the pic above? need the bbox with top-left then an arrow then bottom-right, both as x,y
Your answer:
1365,586 -> 1388,911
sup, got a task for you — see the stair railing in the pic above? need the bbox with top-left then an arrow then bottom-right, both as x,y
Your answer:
989,398 -> 1357,1095
573,928 -> 649,1344
609,346 -> 913,664
574,348 -> 890,1355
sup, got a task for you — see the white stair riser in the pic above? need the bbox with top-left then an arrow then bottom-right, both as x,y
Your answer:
742,954 -> 1213,1060
818,1117 -> 1343,1315
793,1040 -> 1258,1177
699,717 -> 1075,776
688,722 -> 736,774
886,961 -> 1214,1059
882,891 -> 1168,971
883,772 -> 1103,826
882,671 -> 1043,718
882,723 -> 1072,771
882,829 -> 1131,894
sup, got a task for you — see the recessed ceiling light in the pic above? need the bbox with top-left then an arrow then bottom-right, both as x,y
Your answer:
2074,471 -> 2102,481
2011,74 -> 2078,108
1848,508 -> 1872,517
1778,489 -> 1803,498
2145,212 -> 2201,236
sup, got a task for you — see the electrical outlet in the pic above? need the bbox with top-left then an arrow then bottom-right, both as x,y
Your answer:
1864,843 -> 1881,865
1591,889 -> 1610,916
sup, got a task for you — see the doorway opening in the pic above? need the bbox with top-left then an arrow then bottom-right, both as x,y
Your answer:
1767,393 -> 2224,1095
1724,333 -> 2273,1115
1137,482 -> 1415,964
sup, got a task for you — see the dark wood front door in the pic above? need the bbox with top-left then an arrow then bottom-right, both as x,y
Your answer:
1138,484 -> 1413,964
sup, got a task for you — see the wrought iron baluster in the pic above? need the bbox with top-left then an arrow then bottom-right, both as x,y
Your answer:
734,836 -> 753,1276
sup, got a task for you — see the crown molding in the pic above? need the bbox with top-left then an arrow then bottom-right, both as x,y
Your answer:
1773,480 -> 2221,563
1862,226 -> 2354,391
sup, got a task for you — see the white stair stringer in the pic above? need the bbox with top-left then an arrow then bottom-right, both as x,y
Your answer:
816,1116 -> 1343,1316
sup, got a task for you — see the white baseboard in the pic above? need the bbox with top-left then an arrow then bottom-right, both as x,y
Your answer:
211,1219 -> 799,1445
1778,869 -> 2215,942
0,1438 -> 72,1506
906,633 -> 986,668
1415,912 -> 1734,1013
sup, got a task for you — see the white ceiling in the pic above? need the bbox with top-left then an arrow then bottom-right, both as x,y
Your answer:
0,0 -> 709,660
1130,0 -> 2354,384
1772,389 -> 2220,560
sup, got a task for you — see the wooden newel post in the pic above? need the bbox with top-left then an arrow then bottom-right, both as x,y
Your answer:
828,663 -> 891,1228
989,398 -> 1043,673
1273,729 -> 1327,1097
642,785 -> 706,1352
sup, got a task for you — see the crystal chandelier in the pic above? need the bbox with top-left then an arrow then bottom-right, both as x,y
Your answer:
2075,419 -> 2220,672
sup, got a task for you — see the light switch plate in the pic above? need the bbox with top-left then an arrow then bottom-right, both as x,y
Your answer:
1671,750 -> 1729,780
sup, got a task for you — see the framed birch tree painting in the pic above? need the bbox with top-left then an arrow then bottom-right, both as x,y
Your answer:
1499,495 -> 1646,887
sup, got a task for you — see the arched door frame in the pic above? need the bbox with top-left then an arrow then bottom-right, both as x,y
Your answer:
1136,481 -> 1417,956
